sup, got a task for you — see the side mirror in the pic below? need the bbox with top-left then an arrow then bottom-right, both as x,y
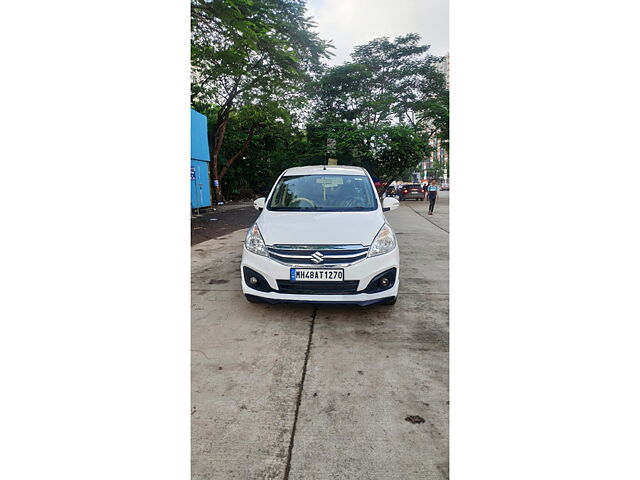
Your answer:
253,197 -> 266,211
382,197 -> 399,212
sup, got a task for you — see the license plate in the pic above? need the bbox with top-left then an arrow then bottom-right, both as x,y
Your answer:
290,268 -> 344,282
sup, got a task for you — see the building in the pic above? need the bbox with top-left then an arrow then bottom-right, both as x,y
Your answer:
434,53 -> 449,89
418,53 -> 449,181
191,109 -> 212,209
417,137 -> 448,181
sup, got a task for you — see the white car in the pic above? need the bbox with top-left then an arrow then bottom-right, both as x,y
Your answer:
241,165 -> 400,306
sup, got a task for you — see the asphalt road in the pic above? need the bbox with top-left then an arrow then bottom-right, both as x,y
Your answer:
192,202 -> 260,246
191,192 -> 449,479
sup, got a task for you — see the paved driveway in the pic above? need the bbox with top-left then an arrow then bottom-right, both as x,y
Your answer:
192,194 -> 449,479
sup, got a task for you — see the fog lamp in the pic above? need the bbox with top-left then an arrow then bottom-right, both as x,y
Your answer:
249,276 -> 259,285
379,277 -> 390,288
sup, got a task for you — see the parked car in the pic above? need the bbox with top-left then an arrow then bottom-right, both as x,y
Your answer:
440,182 -> 449,191
399,183 -> 425,201
241,165 -> 400,306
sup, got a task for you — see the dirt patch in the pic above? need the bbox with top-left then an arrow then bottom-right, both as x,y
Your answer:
191,204 -> 260,245
324,400 -> 336,414
405,415 -> 425,424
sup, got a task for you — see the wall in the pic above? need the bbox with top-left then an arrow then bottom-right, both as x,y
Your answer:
191,110 -> 211,208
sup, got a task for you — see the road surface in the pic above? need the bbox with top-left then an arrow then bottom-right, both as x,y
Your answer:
192,193 -> 449,479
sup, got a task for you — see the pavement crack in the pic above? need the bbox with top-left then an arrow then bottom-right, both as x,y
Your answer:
191,349 -> 211,360
405,204 -> 449,233
283,306 -> 317,480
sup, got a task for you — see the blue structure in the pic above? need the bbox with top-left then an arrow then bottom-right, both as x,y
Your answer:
191,109 -> 212,209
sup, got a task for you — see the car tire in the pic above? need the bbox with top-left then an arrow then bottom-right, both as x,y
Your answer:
420,198 -> 424,201
381,296 -> 397,305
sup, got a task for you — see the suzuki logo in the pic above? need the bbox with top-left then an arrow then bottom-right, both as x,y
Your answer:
310,251 -> 324,264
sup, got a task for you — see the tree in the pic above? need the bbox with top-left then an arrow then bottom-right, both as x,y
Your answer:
373,126 -> 427,186
314,34 -> 446,129
191,0 -> 332,200
308,34 -> 445,183
217,101 -> 299,196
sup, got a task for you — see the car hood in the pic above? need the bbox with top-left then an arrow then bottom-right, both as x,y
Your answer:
257,210 -> 385,246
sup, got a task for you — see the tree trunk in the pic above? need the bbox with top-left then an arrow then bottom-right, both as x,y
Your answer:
208,83 -> 239,203
219,122 -> 259,181
210,118 -> 227,203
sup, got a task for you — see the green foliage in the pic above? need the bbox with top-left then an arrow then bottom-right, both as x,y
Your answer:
374,126 -> 427,184
313,34 -> 446,130
191,0 -> 332,109
191,0 -> 333,198
219,102 -> 299,195
306,34 -> 447,184
415,91 -> 449,147
191,3 -> 449,197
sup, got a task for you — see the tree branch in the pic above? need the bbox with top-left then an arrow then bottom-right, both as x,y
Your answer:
212,119 -> 227,159
219,122 -> 262,180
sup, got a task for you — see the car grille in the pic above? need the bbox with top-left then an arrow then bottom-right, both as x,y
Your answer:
275,280 -> 360,295
267,245 -> 369,265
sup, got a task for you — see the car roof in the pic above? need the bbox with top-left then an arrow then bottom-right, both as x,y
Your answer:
282,165 -> 367,176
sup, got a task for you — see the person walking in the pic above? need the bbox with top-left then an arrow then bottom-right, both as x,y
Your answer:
426,179 -> 438,215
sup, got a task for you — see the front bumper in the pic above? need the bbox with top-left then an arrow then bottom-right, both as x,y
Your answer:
241,247 -> 400,305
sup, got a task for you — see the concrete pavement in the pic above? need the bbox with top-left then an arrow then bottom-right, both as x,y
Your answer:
192,194 -> 449,479
401,190 -> 449,233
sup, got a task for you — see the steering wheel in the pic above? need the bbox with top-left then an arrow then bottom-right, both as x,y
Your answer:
291,197 -> 316,208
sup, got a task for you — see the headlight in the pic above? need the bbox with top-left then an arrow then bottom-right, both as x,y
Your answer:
245,223 -> 268,256
368,223 -> 396,257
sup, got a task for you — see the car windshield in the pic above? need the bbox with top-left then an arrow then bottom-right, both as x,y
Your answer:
267,174 -> 378,211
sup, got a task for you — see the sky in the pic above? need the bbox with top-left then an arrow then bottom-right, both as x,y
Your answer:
306,0 -> 449,66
